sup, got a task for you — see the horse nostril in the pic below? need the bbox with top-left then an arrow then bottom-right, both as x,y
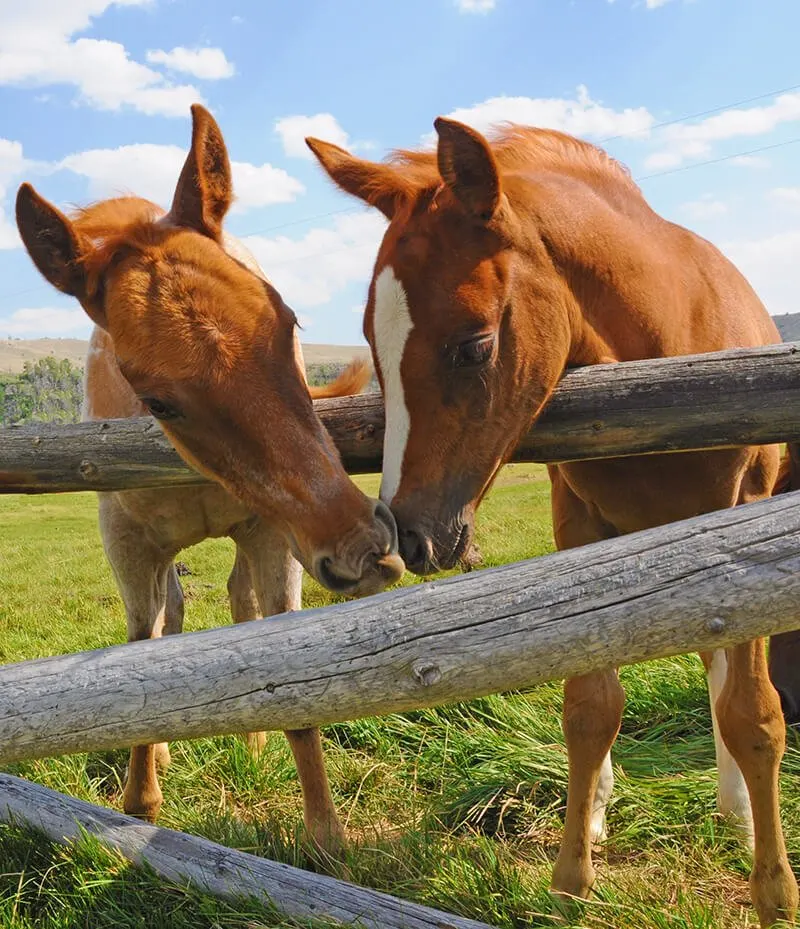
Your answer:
373,498 -> 399,553
398,527 -> 431,574
315,557 -> 358,594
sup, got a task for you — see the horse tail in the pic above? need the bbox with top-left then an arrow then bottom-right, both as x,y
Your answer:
308,357 -> 372,399
769,442 -> 800,726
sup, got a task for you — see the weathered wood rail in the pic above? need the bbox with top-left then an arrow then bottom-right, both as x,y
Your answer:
0,775 -> 494,929
2,342 -> 800,493
2,489 -> 800,763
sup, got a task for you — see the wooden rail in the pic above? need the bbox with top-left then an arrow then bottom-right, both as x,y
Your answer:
0,775 -> 494,929
2,490 -> 800,763
2,342 -> 800,493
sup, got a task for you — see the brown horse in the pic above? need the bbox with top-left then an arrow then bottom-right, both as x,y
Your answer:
307,120 -> 798,924
15,104 -> 404,855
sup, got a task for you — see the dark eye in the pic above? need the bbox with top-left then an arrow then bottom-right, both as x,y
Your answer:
141,398 -> 180,420
453,335 -> 495,368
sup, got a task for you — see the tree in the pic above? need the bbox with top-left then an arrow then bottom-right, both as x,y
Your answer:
0,356 -> 83,425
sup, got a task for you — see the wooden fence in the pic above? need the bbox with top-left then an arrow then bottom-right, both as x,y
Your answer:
2,342 -> 800,493
2,341 -> 800,926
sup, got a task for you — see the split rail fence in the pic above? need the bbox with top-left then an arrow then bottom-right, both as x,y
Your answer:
2,341 -> 800,928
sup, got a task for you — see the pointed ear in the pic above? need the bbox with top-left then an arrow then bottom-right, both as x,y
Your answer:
305,137 -> 408,220
16,183 -> 89,300
170,104 -> 233,239
434,117 -> 501,221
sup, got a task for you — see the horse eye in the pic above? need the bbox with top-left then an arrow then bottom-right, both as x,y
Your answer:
453,335 -> 495,368
142,398 -> 180,420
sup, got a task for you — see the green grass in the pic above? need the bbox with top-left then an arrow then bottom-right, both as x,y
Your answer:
0,464 -> 797,928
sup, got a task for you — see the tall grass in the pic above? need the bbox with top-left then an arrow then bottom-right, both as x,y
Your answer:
0,464 -> 796,928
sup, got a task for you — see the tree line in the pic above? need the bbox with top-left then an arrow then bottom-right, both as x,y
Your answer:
0,357 -> 377,426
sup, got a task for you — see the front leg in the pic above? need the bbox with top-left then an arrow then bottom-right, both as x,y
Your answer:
551,668 -> 625,907
231,521 -> 346,858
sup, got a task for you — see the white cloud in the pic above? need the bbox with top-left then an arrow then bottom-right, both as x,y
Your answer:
770,188 -> 800,208
721,229 -> 800,318
275,113 -> 351,160
0,138 -> 29,250
58,143 -> 304,213
455,0 -> 497,12
0,1 -> 204,117
729,154 -> 771,169
646,0 -> 674,7
432,85 -> 654,142
680,195 -> 727,219
647,91 -> 800,169
146,47 -> 234,80
243,211 -> 387,309
0,306 -> 91,337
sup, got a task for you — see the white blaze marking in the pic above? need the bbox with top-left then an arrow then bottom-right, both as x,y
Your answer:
373,266 -> 413,504
706,649 -> 754,848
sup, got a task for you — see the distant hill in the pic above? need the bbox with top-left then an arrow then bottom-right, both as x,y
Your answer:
0,338 -> 369,374
773,313 -> 800,343
3,315 -> 800,375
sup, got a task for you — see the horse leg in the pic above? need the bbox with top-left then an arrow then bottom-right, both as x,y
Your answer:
226,546 -> 269,756
231,520 -> 345,857
715,640 -> 798,927
98,495 -> 175,822
151,563 -> 185,772
548,468 -> 623,886
551,669 -> 625,903
701,649 -> 754,847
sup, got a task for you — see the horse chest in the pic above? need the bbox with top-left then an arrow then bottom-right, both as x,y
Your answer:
112,486 -> 254,553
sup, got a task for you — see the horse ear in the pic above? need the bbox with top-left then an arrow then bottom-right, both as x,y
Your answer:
305,137 -> 408,220
170,104 -> 233,240
434,117 -> 501,221
16,183 -> 91,301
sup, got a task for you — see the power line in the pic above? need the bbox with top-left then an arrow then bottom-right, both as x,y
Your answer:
636,135 -> 800,181
599,80 -> 800,145
3,81 -> 800,306
237,206 -> 354,239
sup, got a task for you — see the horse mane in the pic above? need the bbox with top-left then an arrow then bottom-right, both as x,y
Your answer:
72,196 -> 163,242
70,196 -> 165,286
387,123 -> 640,197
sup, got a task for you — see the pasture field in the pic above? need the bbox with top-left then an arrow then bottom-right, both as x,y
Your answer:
0,464 -> 798,928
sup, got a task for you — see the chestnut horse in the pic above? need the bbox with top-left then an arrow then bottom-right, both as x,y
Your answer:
15,104 -> 404,855
307,120 -> 798,923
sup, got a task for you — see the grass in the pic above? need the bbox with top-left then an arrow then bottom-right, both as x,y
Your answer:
0,463 -> 797,928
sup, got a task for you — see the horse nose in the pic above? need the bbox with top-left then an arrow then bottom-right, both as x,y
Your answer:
398,525 -> 434,575
373,498 -> 399,554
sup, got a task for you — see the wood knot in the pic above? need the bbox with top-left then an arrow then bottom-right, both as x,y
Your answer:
31,436 -> 41,447
264,682 -> 276,694
412,661 -> 442,687
706,617 -> 726,635
362,423 -> 376,437
78,460 -> 98,479
592,421 -> 603,432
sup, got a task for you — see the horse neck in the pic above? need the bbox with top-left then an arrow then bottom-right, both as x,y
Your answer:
525,175 -> 776,364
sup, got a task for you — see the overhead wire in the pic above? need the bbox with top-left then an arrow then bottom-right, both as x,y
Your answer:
2,81 -> 800,305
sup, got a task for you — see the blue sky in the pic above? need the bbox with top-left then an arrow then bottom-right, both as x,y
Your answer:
2,0 -> 800,347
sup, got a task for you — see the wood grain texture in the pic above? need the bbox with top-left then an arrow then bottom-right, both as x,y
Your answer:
0,774 -> 495,929
2,490 -> 800,763
2,342 -> 800,493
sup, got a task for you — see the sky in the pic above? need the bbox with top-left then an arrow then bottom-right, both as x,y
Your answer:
2,0 -> 800,347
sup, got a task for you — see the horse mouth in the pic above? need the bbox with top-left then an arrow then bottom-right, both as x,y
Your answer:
438,521 -> 472,571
